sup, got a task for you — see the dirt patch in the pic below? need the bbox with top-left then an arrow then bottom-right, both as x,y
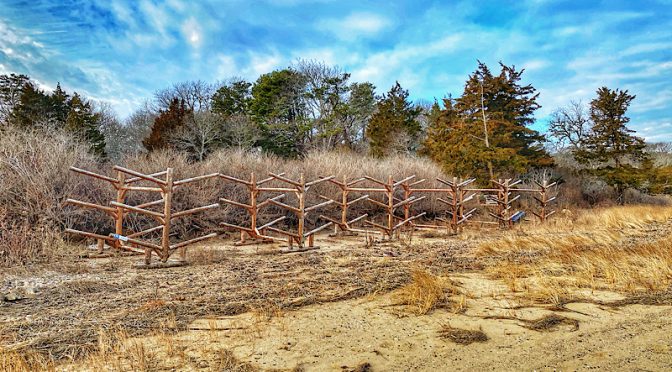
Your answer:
438,325 -> 488,345
521,314 -> 579,332
0,233 -> 479,362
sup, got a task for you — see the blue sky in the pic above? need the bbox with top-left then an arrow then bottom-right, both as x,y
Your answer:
1,0 -> 671,140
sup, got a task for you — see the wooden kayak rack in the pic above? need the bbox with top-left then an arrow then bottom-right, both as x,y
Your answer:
65,163 -> 558,262
65,166 -> 219,265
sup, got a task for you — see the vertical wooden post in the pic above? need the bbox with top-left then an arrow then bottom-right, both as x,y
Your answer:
539,179 -> 547,223
341,175 -> 348,228
161,168 -> 174,263
115,170 -> 126,250
297,173 -> 305,245
387,175 -> 394,239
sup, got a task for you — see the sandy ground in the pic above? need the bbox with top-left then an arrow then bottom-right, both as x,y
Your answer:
3,228 -> 672,371
150,273 -> 672,371
57,272 -> 672,371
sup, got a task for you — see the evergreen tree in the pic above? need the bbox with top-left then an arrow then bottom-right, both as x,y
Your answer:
9,81 -> 51,128
422,62 -> 552,181
212,79 -> 252,117
49,83 -> 70,126
575,87 -> 648,203
65,93 -> 106,157
366,82 -> 421,157
250,69 -> 309,157
143,98 -> 191,151
0,73 -> 31,123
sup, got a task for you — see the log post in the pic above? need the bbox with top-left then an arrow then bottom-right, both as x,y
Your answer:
115,170 -> 126,250
160,168 -> 173,263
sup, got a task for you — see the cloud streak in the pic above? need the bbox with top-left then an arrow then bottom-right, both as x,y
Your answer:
0,0 -> 669,140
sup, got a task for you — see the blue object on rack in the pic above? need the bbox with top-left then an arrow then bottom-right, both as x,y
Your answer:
511,211 -> 525,223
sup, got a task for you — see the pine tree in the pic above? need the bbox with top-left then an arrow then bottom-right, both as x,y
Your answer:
575,87 -> 648,203
366,82 -> 421,157
9,81 -> 51,128
65,93 -> 106,157
49,83 -> 70,126
422,62 -> 552,181
250,69 -> 309,157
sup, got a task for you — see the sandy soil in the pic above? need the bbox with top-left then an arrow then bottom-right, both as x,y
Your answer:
3,228 -> 672,371
140,273 -> 672,371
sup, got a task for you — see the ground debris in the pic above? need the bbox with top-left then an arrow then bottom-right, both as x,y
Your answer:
438,324 -> 488,345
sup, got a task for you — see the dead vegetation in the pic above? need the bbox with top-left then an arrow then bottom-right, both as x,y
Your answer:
0,237 -> 479,368
521,314 -> 579,332
479,206 -> 672,302
393,269 -> 460,315
438,325 -> 488,345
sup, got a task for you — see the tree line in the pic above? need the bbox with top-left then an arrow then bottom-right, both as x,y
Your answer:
1,60 -> 669,203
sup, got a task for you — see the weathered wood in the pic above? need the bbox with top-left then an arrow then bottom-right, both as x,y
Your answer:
113,165 -> 167,185
70,167 -> 118,184
171,203 -> 219,219
174,173 -> 219,186
65,199 -> 117,215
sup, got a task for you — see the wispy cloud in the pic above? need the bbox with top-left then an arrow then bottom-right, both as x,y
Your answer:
317,12 -> 392,40
0,0 -> 669,140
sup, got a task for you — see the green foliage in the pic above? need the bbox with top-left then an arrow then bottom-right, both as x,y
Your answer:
65,93 -> 106,157
574,87 -> 649,203
143,98 -> 191,151
3,76 -> 106,157
212,79 -> 252,117
422,61 -> 552,181
8,81 -> 52,128
366,81 -> 421,157
250,69 -> 310,157
0,73 -> 31,121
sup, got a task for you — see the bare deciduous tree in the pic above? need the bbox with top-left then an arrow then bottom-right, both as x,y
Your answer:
549,100 -> 591,151
154,80 -> 215,112
225,114 -> 260,149
170,111 -> 224,161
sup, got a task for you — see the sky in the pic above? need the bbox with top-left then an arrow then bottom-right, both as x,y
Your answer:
0,0 -> 671,140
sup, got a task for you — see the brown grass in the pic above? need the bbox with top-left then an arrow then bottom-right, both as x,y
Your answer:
394,269 -> 458,315
478,206 -> 672,302
438,325 -> 488,345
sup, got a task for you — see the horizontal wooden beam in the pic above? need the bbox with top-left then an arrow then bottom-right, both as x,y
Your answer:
127,225 -> 164,238
303,221 -> 333,237
125,170 -> 168,184
219,174 -> 253,186
170,233 -> 218,250
113,165 -> 167,185
109,201 -> 165,219
65,228 -> 115,242
70,167 -> 118,184
305,199 -> 334,212
65,198 -> 117,214
220,197 -> 253,210
174,173 -> 219,186
109,234 -> 162,250
172,203 -> 219,219
258,216 -> 286,230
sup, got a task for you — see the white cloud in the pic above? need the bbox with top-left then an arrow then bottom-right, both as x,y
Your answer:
181,17 -> 203,48
318,12 -> 392,40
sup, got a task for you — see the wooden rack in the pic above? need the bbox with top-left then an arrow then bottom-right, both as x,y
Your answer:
532,179 -> 557,222
437,177 -> 478,233
65,166 -> 219,266
317,176 -> 370,235
259,173 -> 336,251
357,175 -> 427,239
218,172 -> 286,245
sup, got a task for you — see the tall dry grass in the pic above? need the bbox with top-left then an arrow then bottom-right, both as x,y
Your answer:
0,129 -> 449,265
478,205 -> 672,302
0,128 -> 104,266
